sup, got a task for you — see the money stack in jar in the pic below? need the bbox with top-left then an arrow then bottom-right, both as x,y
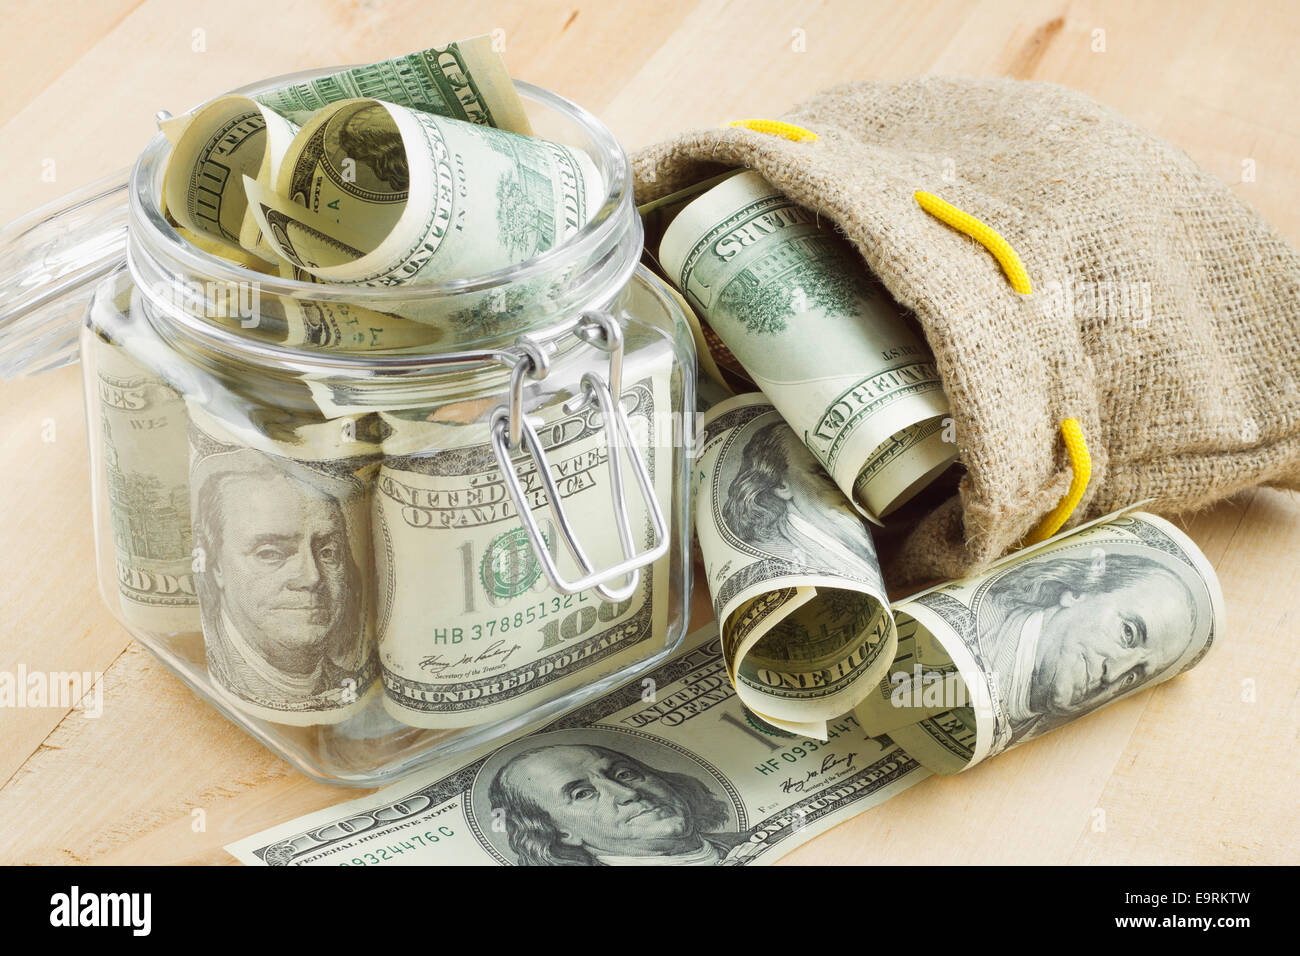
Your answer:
90,36 -> 683,744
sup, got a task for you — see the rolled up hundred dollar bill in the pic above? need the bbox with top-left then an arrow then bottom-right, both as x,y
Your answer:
161,36 -> 529,259
226,621 -> 929,867
851,613 -> 957,737
163,95 -> 300,256
169,223 -> 279,272
250,295 -> 448,351
244,95 -> 602,287
91,330 -> 200,634
371,343 -> 674,728
187,404 -> 383,725
659,169 -> 957,521
695,393 -> 896,739
134,236 -> 445,352
857,511 -> 1225,773
640,171 -> 758,395
251,36 -> 531,133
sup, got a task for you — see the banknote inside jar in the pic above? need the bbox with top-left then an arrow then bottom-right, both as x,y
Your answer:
93,271 -> 682,735
372,338 -> 678,730
89,40 -> 690,755
159,39 -> 608,350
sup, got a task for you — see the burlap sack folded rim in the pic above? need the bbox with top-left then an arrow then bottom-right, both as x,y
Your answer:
631,75 -> 1300,583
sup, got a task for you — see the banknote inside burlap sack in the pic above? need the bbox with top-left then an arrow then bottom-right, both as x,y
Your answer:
632,76 -> 1300,584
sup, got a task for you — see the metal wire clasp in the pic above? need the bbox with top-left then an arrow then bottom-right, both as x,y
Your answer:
489,310 -> 669,602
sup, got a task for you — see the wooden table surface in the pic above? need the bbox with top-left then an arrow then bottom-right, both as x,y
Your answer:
2,0 -> 1297,865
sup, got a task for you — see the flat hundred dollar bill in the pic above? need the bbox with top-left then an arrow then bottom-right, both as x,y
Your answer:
370,341 -> 674,728
91,328 -> 200,635
226,622 -> 929,866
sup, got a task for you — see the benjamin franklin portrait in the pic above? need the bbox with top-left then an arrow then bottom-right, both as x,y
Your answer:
475,731 -> 753,866
335,103 -> 409,193
972,546 -> 1206,751
192,449 -> 370,713
721,417 -> 879,583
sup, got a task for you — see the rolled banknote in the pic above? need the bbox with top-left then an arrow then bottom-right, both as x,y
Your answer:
244,96 -> 602,287
639,169 -> 742,272
371,341 -> 675,728
251,36 -> 531,133
225,620 -> 929,866
162,95 -> 301,256
161,37 -> 530,260
187,403 -> 383,725
247,294 -> 448,351
640,170 -> 752,394
90,328 -> 200,634
695,393 -> 896,739
857,511 -> 1225,773
659,169 -> 957,521
851,613 -> 958,737
135,232 -> 443,351
170,223 -> 279,272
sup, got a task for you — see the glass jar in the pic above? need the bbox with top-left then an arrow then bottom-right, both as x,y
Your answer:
0,70 -> 696,786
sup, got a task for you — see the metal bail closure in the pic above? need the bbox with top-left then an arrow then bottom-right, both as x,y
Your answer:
489,311 -> 669,602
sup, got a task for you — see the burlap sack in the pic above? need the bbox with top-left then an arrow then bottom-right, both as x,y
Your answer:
633,76 -> 1300,584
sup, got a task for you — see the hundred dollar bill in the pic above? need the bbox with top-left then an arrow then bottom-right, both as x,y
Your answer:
162,37 -> 529,259
251,295 -> 447,351
659,169 -> 957,521
852,613 -> 956,736
371,342 -> 674,728
251,35 -> 531,133
640,170 -> 755,395
162,95 -> 300,256
639,169 -> 742,272
245,96 -> 602,287
695,393 -> 896,739
187,403 -> 384,725
138,226 -> 442,351
859,511 -> 1225,773
226,620 -> 930,866
170,223 -> 278,272
91,330 -> 200,634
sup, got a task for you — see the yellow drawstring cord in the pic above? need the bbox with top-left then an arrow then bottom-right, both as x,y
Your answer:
726,119 -> 818,143
914,190 -> 1033,295
1024,418 -> 1091,544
